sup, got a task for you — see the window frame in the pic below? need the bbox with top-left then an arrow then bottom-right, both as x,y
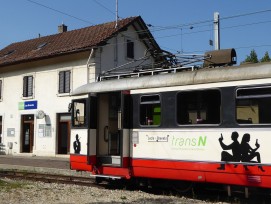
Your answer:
176,89 -> 222,126
71,98 -> 88,128
236,86 -> 271,125
22,75 -> 34,99
139,94 -> 161,127
126,39 -> 134,59
58,70 -> 71,95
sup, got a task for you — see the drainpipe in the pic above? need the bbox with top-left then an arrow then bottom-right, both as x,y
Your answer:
86,48 -> 96,83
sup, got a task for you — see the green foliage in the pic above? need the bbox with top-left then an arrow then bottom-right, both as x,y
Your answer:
242,49 -> 258,63
260,51 -> 271,62
242,49 -> 271,64
0,179 -> 26,191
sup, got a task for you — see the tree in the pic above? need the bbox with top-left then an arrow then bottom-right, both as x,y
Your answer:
260,51 -> 271,62
242,49 -> 259,64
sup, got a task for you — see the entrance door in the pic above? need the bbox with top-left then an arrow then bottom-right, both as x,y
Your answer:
97,92 -> 121,165
21,115 -> 34,153
57,113 -> 71,154
96,91 -> 131,167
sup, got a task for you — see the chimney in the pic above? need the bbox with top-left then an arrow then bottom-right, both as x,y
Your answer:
58,24 -> 67,33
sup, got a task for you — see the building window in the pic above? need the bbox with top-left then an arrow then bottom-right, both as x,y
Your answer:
126,39 -> 134,59
59,70 -> 71,94
140,95 -> 161,126
236,86 -> 271,124
23,75 -> 33,98
177,90 -> 221,125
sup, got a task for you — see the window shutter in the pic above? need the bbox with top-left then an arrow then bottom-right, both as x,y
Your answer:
28,76 -> 33,97
23,76 -> 33,97
64,71 -> 70,93
23,76 -> 28,97
59,71 -> 70,94
0,80 -> 2,99
59,71 -> 65,94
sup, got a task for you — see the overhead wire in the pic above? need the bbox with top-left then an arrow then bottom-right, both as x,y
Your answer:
24,0 -> 271,42
92,0 -> 120,18
22,0 -> 271,57
25,0 -> 95,25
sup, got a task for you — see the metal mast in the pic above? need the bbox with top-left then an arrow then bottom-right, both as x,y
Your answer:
115,0 -> 119,28
214,12 -> 220,50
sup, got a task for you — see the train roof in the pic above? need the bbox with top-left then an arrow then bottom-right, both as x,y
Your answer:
72,62 -> 271,95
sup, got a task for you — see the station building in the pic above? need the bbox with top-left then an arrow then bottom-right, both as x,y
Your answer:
0,16 -> 162,156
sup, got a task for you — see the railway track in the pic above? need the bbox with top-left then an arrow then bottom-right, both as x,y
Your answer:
1,169 -> 271,203
0,170 -> 103,188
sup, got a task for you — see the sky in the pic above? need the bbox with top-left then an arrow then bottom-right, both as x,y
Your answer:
1,0 -> 271,65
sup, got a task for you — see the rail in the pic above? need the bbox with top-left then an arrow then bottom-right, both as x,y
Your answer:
0,170 -> 103,188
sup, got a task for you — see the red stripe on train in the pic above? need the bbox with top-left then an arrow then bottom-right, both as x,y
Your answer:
131,158 -> 271,188
70,155 -> 271,188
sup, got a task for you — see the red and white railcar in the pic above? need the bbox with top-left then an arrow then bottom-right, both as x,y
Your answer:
70,63 -> 271,190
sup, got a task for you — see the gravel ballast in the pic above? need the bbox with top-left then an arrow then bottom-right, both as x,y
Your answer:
0,178 -> 227,204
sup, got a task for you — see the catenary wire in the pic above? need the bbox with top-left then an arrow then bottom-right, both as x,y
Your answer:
21,0 -> 271,58
25,0 -> 95,25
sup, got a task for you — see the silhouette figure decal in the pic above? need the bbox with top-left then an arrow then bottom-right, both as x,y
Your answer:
73,134 -> 81,154
218,132 -> 264,172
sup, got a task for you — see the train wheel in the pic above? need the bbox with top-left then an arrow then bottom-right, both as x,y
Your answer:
171,180 -> 193,193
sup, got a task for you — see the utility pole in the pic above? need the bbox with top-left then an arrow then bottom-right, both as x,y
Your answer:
115,0 -> 119,28
214,12 -> 220,50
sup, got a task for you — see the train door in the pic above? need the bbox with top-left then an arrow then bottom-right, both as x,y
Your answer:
21,114 -> 34,153
97,91 -> 130,167
70,98 -> 92,171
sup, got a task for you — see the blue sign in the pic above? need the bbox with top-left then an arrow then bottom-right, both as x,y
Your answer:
19,101 -> 38,110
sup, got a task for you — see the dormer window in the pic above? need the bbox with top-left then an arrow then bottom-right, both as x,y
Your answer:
2,50 -> 15,58
36,42 -> 48,50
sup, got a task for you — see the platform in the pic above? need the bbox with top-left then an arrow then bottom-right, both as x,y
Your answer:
0,155 -> 90,177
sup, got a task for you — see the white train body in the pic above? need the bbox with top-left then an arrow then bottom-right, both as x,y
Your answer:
70,63 -> 271,188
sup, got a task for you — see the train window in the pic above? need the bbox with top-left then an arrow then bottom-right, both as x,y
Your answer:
72,99 -> 87,127
236,87 -> 271,124
177,90 -> 221,125
140,95 -> 161,126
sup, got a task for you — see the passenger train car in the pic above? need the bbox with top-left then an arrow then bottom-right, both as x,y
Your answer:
69,62 -> 271,192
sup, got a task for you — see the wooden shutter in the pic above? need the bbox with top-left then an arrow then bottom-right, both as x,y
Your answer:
28,76 -> 33,97
0,80 -> 2,99
59,71 -> 65,93
23,76 -> 27,97
64,71 -> 70,93
23,76 -> 33,97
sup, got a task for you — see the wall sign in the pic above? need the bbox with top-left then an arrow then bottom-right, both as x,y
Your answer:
19,101 -> 38,110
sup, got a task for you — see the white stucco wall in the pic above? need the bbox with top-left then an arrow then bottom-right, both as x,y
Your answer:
0,55 -> 89,156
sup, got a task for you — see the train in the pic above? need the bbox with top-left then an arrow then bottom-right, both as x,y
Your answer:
69,59 -> 271,195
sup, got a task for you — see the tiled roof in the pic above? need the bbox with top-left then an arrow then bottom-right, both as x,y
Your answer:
0,16 -> 154,67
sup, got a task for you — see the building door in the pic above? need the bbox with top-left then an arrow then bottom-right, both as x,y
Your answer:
21,115 -> 34,153
57,113 -> 71,154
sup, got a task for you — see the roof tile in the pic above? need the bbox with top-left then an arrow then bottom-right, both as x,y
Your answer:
0,16 -> 139,67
